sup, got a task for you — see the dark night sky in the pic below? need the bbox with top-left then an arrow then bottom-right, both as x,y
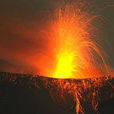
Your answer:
0,0 -> 114,74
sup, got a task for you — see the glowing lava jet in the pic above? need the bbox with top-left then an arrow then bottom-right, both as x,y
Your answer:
48,4 -> 108,79
36,1 -> 111,114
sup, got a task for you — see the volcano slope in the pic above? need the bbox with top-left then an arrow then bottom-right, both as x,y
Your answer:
0,72 -> 114,114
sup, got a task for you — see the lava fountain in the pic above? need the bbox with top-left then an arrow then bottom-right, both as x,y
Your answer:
43,3 -> 109,79
36,1 -> 112,114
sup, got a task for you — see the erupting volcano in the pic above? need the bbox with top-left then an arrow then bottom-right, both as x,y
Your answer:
0,0 -> 113,114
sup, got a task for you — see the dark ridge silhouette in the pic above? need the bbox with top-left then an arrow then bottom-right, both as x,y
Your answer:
0,72 -> 114,114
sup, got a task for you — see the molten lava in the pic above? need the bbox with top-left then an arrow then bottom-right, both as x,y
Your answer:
45,4 -> 108,79
53,51 -> 76,78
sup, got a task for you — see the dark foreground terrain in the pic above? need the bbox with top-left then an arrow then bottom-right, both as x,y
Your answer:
0,72 -> 114,114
